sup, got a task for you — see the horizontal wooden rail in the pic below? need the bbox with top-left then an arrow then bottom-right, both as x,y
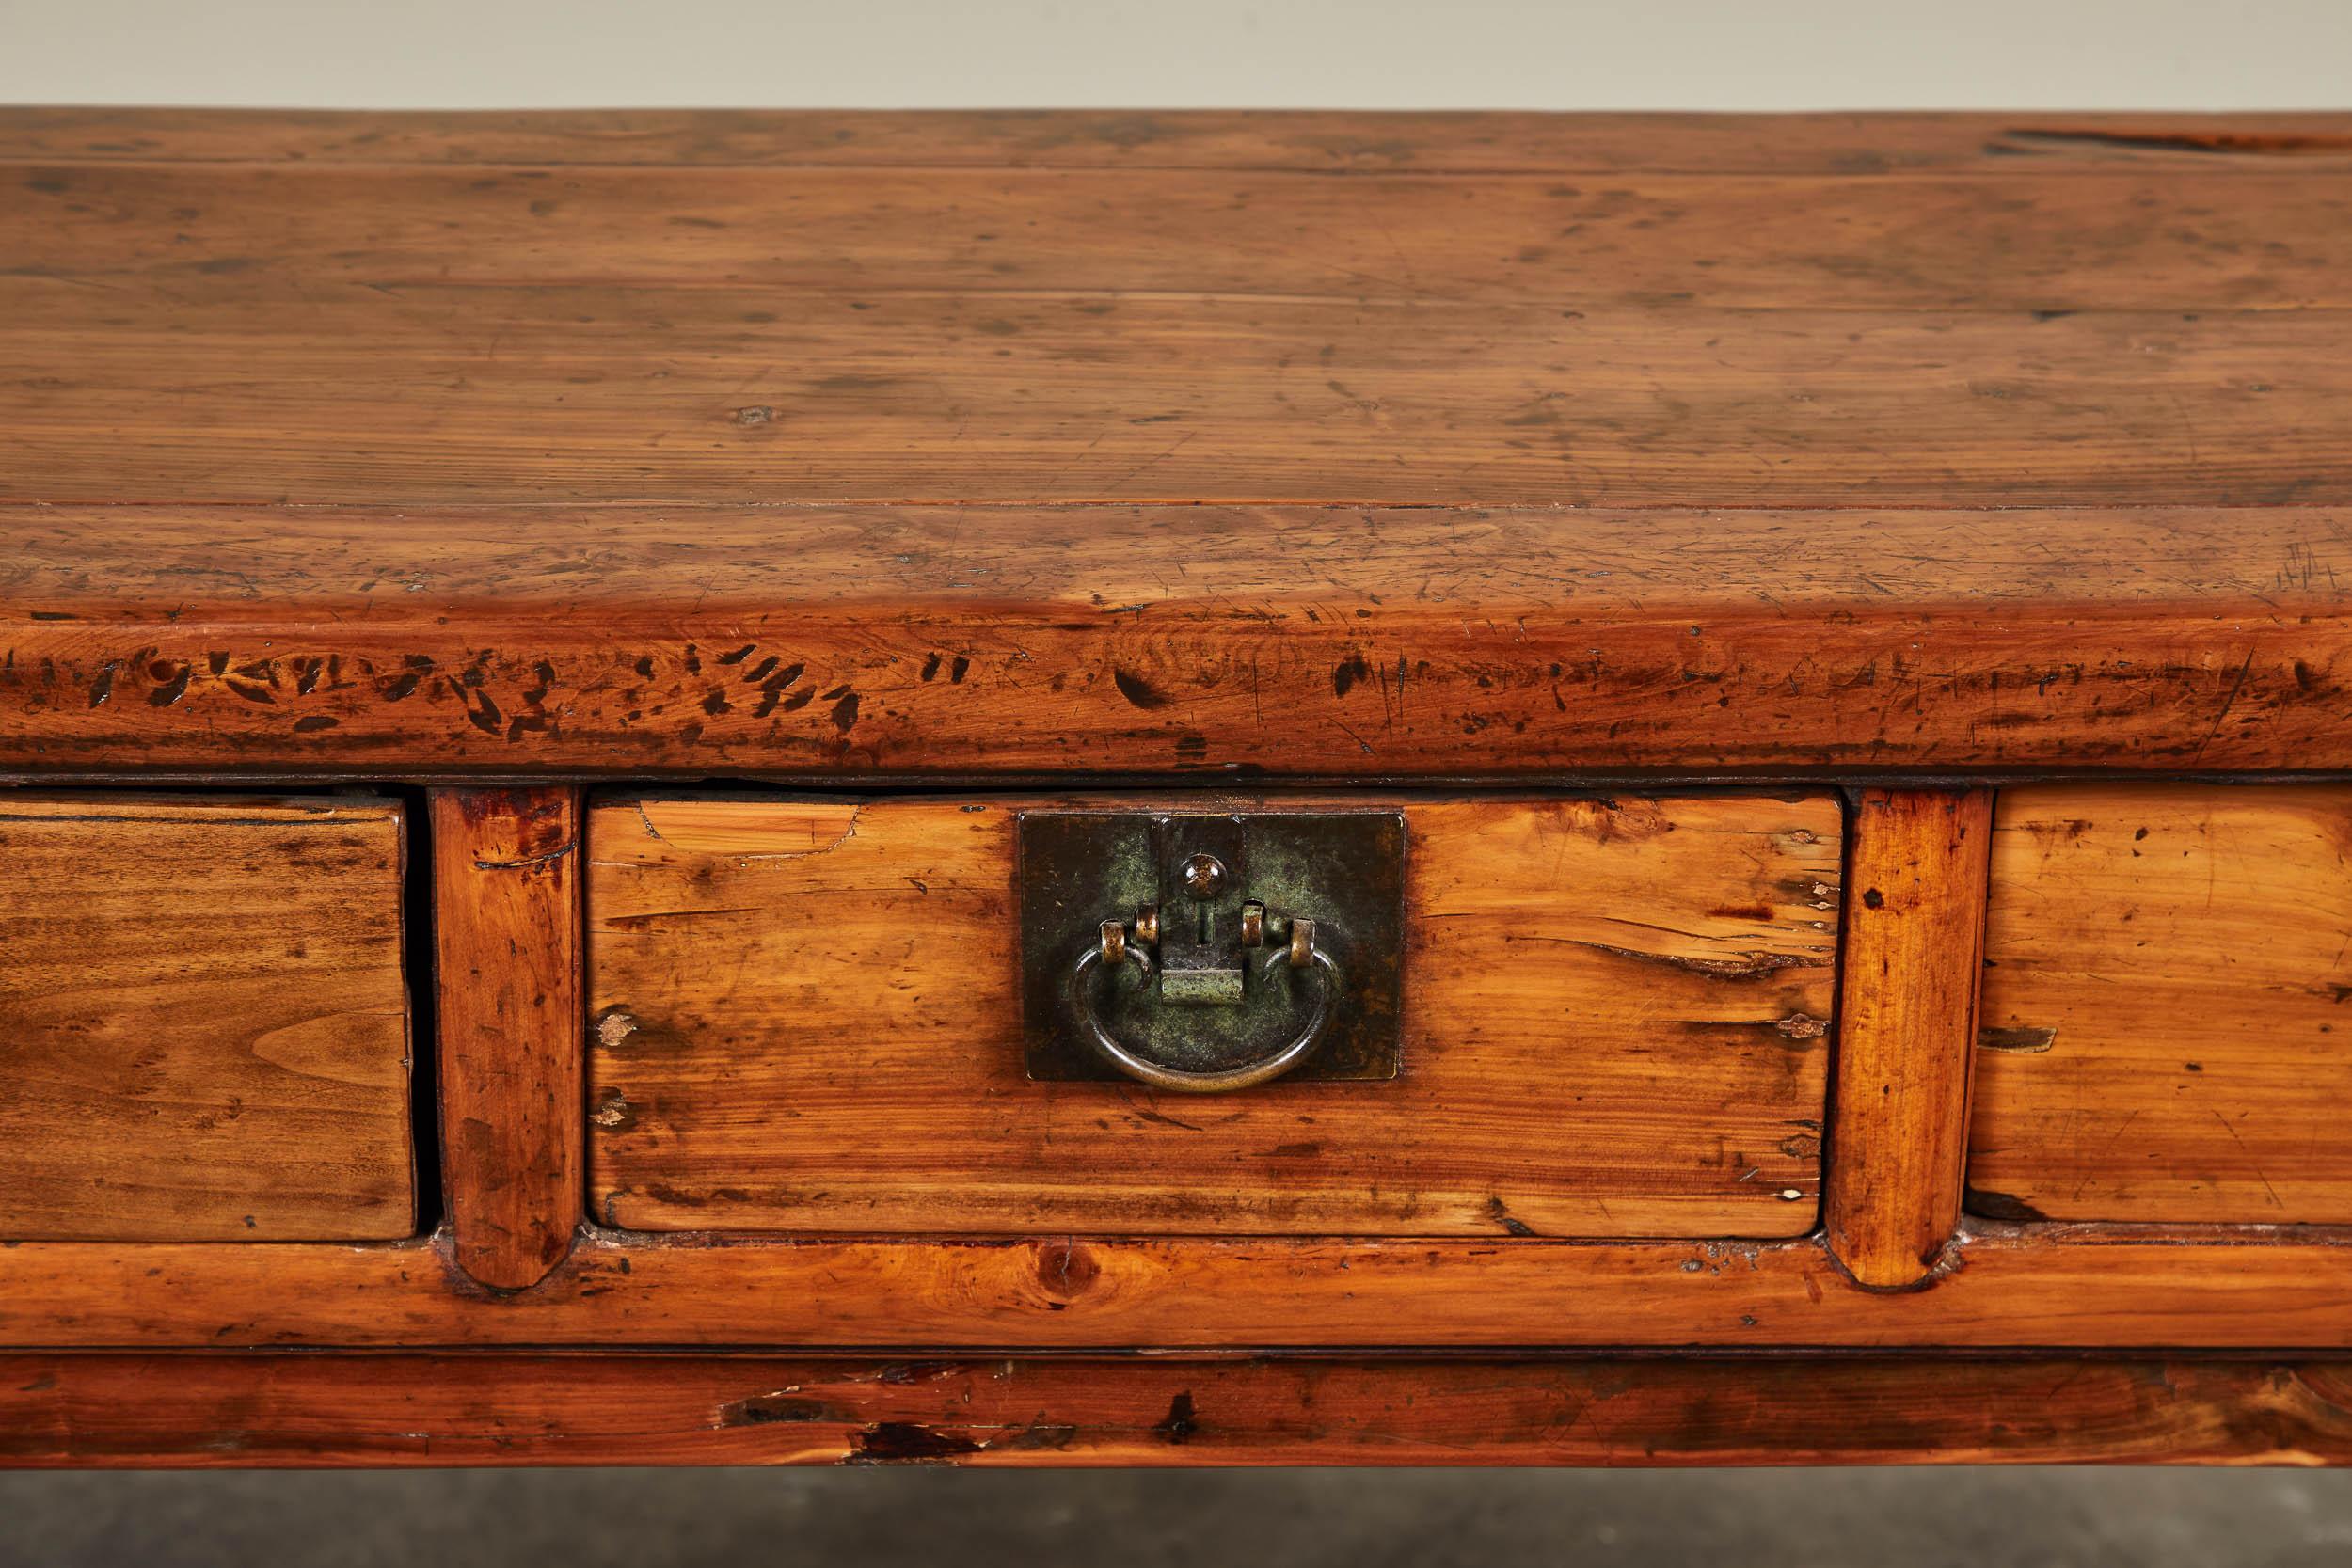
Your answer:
8,1352 -> 2352,1467
8,507 -> 2350,778
2,1227 -> 2350,1349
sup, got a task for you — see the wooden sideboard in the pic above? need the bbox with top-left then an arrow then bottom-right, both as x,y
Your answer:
6,107 -> 2352,1467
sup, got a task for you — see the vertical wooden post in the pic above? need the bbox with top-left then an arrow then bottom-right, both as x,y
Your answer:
1825,788 -> 1994,1289
430,787 -> 582,1291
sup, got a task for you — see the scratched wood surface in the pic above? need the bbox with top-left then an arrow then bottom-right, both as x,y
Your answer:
4,105 -> 2351,510
15,165 -> 2352,315
0,794 -> 414,1240
8,507 -> 2349,777
587,793 -> 1838,1238
10,1352 -> 2352,1468
7,282 -> 2350,512
1969,784 -> 2352,1224
6,110 -> 2352,778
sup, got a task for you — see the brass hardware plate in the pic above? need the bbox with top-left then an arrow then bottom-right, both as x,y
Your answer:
1018,808 -> 1406,1084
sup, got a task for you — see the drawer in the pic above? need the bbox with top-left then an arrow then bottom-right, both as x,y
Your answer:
587,792 -> 1840,1238
0,794 -> 415,1241
1969,784 -> 2352,1224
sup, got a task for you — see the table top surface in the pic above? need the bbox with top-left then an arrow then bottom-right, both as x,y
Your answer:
6,107 -> 2352,513
4,110 -> 2351,780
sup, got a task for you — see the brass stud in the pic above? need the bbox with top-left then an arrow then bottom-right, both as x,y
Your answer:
1239,900 -> 1264,946
1288,916 -> 1315,969
1099,918 -> 1127,966
1181,853 -> 1227,899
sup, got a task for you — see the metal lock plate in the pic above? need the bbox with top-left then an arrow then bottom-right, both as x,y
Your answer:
1018,808 -> 1406,1085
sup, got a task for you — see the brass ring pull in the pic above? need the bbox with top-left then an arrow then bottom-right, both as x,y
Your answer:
1067,944 -> 1342,1094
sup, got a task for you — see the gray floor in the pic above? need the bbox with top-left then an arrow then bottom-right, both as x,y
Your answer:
5,1469 -> 2352,1567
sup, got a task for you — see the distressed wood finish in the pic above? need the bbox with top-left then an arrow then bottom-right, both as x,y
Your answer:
8,508 -> 2350,779
1827,791 -> 1994,1287
431,788 -> 583,1289
9,110 -> 2352,1471
9,1353 -> 2352,1468
0,794 -> 413,1240
6,291 -> 2349,512
13,165 -> 2352,314
7,107 -> 2351,171
587,794 -> 1836,1238
9,1227 -> 2352,1350
1970,784 -> 2352,1224
5,110 -> 2352,782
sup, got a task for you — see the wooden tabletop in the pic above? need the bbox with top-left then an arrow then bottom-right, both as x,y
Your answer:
4,109 -> 2350,778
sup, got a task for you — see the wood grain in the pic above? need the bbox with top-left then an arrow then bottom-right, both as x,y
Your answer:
6,285 -> 2348,511
8,1227 -> 2352,1349
4,107 -> 2347,172
10,109 -> 2352,1471
11,163 -> 2350,312
430,788 -> 582,1289
0,794 -> 413,1240
8,111 -> 2351,778
1827,790 -> 1994,1287
3,111 -> 2350,518
1970,784 -> 2352,1224
7,506 -> 2349,778
9,1352 -> 2352,1467
586,793 -> 1838,1238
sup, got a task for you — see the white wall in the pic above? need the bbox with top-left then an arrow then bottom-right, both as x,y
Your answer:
0,0 -> 2345,110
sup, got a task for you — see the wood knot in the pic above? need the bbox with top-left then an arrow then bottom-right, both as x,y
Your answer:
1033,1239 -> 1101,1303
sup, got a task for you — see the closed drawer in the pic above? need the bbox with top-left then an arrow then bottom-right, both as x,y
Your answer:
0,794 -> 414,1241
1969,784 -> 2352,1224
587,792 -> 1840,1238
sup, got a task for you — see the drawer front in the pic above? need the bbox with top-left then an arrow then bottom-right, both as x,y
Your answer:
1970,783 -> 2352,1224
0,795 -> 414,1241
587,793 -> 1840,1238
